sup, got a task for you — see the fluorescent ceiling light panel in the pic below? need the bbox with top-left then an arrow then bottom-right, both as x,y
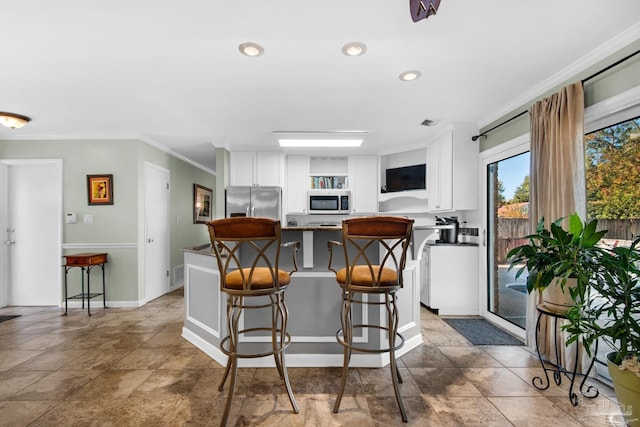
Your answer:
278,139 -> 363,148
274,131 -> 367,148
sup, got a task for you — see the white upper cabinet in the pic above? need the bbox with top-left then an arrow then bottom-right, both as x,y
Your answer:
285,155 -> 309,214
426,123 -> 478,212
348,155 -> 378,214
229,151 -> 284,187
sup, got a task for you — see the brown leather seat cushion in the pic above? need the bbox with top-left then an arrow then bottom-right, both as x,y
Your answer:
224,267 -> 291,290
336,265 -> 398,287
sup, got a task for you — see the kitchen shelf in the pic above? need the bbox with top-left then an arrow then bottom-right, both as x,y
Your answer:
378,189 -> 427,202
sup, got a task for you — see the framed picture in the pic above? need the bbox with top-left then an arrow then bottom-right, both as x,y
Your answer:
193,183 -> 213,224
87,174 -> 113,205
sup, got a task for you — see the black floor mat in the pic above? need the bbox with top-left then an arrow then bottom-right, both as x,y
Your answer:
443,318 -> 524,345
0,315 -> 21,324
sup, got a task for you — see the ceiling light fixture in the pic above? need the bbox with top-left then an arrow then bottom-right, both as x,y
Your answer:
278,139 -> 363,148
238,42 -> 264,57
421,119 -> 436,126
0,112 -> 31,129
399,70 -> 421,81
342,42 -> 367,57
274,131 -> 367,148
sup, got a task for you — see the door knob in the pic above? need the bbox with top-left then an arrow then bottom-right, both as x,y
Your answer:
5,240 -> 16,246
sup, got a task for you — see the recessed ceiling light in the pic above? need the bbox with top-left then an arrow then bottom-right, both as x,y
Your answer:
238,42 -> 264,57
342,42 -> 367,57
399,70 -> 422,81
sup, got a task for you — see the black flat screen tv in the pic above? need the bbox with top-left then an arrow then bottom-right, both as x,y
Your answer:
385,164 -> 426,193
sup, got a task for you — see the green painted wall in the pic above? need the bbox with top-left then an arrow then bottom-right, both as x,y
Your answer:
0,139 -> 215,304
480,39 -> 640,152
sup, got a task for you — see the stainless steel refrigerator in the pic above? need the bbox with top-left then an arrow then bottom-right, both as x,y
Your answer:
225,186 -> 282,220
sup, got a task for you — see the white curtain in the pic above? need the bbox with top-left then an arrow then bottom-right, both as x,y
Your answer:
527,81 -> 587,371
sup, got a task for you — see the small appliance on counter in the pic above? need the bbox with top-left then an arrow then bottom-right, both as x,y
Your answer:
435,216 -> 459,244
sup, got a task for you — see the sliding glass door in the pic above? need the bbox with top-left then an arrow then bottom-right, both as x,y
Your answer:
480,136 -> 529,337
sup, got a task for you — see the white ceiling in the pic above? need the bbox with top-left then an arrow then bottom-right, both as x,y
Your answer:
2,1 -> 640,173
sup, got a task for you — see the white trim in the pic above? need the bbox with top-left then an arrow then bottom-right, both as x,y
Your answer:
479,22 -> 640,129
182,327 -> 423,368
62,243 -> 137,249
140,134 -> 216,175
584,84 -> 640,133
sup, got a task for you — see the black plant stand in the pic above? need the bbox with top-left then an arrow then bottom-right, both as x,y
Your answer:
533,304 -> 599,405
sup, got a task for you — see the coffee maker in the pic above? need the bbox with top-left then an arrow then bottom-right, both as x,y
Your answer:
435,216 -> 459,244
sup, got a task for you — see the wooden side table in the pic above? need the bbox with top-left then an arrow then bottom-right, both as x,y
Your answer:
62,253 -> 108,316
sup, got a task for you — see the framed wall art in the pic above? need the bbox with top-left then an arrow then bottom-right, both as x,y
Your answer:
193,183 -> 213,224
87,174 -> 113,205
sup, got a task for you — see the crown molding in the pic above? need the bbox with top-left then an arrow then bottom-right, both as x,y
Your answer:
478,22 -> 640,129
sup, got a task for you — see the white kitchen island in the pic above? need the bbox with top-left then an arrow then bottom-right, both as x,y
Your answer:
181,226 -> 423,368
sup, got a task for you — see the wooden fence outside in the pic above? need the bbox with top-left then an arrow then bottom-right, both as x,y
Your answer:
495,218 -> 639,263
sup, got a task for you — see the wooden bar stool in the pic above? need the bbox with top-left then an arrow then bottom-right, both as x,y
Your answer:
328,216 -> 414,422
207,217 -> 299,426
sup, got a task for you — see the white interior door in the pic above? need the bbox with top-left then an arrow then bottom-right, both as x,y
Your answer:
144,162 -> 170,303
0,160 -> 62,306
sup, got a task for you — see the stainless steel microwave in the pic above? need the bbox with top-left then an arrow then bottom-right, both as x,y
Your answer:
307,190 -> 350,214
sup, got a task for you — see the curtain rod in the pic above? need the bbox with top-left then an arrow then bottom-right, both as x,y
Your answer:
472,48 -> 640,141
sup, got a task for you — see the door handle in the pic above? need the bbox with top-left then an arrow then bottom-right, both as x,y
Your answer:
5,240 -> 16,246
146,238 -> 154,243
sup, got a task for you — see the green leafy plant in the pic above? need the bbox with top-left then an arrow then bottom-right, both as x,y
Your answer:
507,212 -> 607,303
564,236 -> 640,366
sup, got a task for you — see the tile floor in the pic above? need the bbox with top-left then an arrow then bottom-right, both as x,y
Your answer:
0,288 -> 627,426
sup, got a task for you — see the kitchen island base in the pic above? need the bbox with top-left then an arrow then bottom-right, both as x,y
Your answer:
181,231 -> 423,368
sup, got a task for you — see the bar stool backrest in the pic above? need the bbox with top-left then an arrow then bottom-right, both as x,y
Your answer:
340,216 -> 414,289
207,217 -> 285,294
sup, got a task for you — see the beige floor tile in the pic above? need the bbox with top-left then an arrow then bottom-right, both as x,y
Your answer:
111,348 -> 173,370
439,346 -> 504,368
425,395 -> 513,426
479,345 -> 540,367
409,367 -> 482,396
0,288 -> 620,426
462,367 -> 543,397
0,350 -> 42,371
489,396 -> 587,426
7,370 -> 101,401
0,371 -> 51,401
129,368 -> 205,398
10,349 -> 87,371
66,369 -> 154,400
0,400 -> 59,426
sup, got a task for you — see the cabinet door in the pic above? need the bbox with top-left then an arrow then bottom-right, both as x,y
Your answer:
229,152 -> 256,186
348,155 -> 378,214
427,141 -> 441,210
285,155 -> 309,214
427,132 -> 453,212
255,152 -> 284,187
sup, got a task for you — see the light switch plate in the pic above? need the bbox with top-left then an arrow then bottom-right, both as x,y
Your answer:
83,214 -> 94,224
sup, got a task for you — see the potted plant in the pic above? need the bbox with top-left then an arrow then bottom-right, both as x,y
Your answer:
507,212 -> 607,311
564,236 -> 640,427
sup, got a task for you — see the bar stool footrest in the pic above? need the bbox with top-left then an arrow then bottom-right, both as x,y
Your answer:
219,327 -> 293,359
336,324 -> 405,354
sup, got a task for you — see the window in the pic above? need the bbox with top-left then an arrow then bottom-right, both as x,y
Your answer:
584,87 -> 640,382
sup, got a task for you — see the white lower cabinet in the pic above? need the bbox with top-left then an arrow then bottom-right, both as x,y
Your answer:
422,244 -> 479,315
